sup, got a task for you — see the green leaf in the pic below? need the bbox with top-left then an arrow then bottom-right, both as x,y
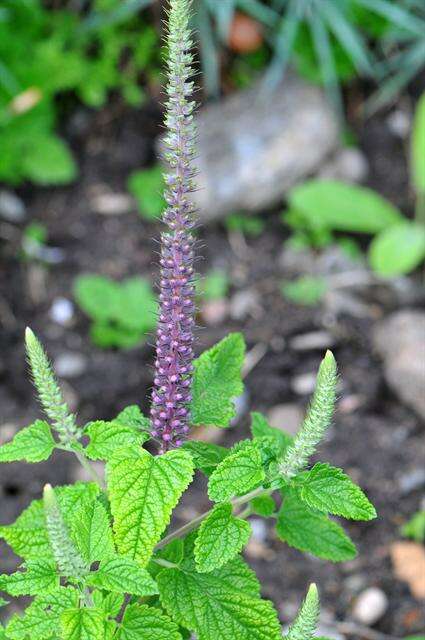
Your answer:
412,93 -> 425,195
117,604 -> 182,640
127,166 -> 165,220
71,497 -> 116,564
22,135 -> 77,185
6,587 -> 78,640
297,463 -> 376,521
369,223 -> 425,277
0,560 -> 58,596
115,277 -> 157,333
182,440 -> 228,476
60,608 -> 105,640
191,333 -> 245,428
0,483 -> 99,561
401,510 -> 425,543
158,552 -> 282,640
107,448 -> 194,566
288,180 -> 403,234
281,276 -> 327,306
250,495 -> 276,517
195,503 -> 251,573
85,420 -> 148,461
276,490 -> 357,562
87,557 -> 158,596
0,421 -> 55,463
251,412 -> 293,456
114,405 -> 150,432
74,275 -> 120,323
0,597 -> 9,608
92,591 -> 124,619
208,443 -> 265,503
284,583 -> 319,640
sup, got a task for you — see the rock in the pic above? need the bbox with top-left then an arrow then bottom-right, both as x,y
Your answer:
250,518 -> 268,543
399,468 -> 425,496
50,297 -> 75,326
291,372 -> 317,396
290,331 -> 336,352
352,587 -> 388,626
231,391 -> 250,425
159,75 -> 339,221
0,423 -> 19,445
319,148 -> 369,183
201,299 -> 229,326
373,311 -> 425,419
391,542 -> 425,599
90,190 -> 134,216
0,190 -> 26,223
387,109 -> 411,139
315,624 -> 346,640
266,404 -> 303,436
54,352 -> 87,379
229,289 -> 261,320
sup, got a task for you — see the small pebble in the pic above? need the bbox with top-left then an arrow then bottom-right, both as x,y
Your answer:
0,190 -> 26,223
250,518 -> 267,543
229,289 -> 261,320
291,372 -> 317,396
290,331 -> 336,352
387,109 -> 411,138
201,299 -> 229,326
50,297 -> 75,326
54,352 -> 87,379
267,404 -> 303,436
91,192 -> 134,216
319,148 -> 368,183
231,391 -> 250,425
0,423 -> 19,445
352,587 -> 388,626
399,468 -> 425,496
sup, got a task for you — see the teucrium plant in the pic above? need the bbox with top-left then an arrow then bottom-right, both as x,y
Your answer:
0,2 -> 376,639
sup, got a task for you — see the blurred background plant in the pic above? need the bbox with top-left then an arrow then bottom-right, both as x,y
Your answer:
1,0 -> 424,187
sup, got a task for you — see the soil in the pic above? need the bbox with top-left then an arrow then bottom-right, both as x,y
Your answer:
0,92 -> 424,638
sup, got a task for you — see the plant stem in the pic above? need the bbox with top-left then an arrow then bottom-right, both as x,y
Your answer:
154,486 -> 267,551
153,558 -> 180,569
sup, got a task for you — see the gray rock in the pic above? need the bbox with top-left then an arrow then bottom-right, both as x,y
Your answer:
250,518 -> 268,543
267,404 -> 303,436
319,148 -> 369,183
290,331 -> 336,352
0,190 -> 26,223
399,468 -> 425,496
352,587 -> 388,626
54,352 -> 87,379
50,297 -> 75,326
160,75 -> 339,221
291,372 -> 317,396
90,190 -> 134,216
229,289 -> 261,320
373,311 -> 425,419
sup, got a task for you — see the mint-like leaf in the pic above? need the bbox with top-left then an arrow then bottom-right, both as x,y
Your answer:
0,560 -> 58,596
107,448 -> 194,566
251,413 -> 293,455
0,421 -> 55,463
71,497 -> 116,564
208,443 -> 265,502
191,333 -> 245,428
117,604 -> 182,640
87,557 -> 158,596
195,503 -> 251,573
297,463 -> 376,521
276,490 -> 356,562
182,441 -> 228,476
85,420 -> 148,461
250,495 -> 276,517
60,608 -> 105,640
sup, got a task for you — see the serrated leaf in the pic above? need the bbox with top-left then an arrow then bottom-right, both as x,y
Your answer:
0,560 -> 58,596
117,604 -> 182,640
6,587 -> 78,640
369,222 -> 425,277
107,448 -> 194,566
0,483 -> 99,561
251,412 -> 293,455
276,490 -> 357,562
208,443 -> 265,503
191,333 -> 245,428
158,552 -> 281,640
60,608 -> 104,640
195,503 -> 251,573
87,557 -> 158,596
85,420 -> 148,461
250,495 -> 276,517
297,463 -> 376,521
92,591 -> 124,618
71,497 -> 115,564
0,421 -> 55,463
114,405 -> 150,432
182,440 -> 228,475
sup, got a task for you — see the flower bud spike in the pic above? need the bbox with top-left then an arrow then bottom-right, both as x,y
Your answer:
150,0 -> 197,451
284,583 -> 320,640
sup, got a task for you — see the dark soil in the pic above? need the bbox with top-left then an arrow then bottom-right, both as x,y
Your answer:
0,94 -> 424,638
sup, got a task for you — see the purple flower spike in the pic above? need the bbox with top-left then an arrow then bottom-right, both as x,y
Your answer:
150,0 -> 197,452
